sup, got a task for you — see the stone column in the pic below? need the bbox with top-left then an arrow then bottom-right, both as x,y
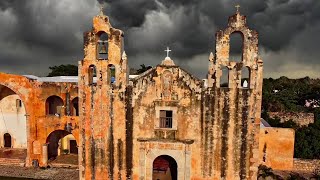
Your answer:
57,140 -> 61,156
42,144 -> 48,167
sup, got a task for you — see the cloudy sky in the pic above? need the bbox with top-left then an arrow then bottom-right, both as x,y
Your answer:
0,0 -> 319,79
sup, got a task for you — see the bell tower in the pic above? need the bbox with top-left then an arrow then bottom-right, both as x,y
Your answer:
78,7 -> 129,180
204,6 -> 263,179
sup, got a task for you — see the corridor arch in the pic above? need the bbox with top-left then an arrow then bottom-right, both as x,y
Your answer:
46,130 -> 78,160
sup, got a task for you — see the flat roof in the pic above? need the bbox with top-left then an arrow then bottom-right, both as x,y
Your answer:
23,75 -> 137,83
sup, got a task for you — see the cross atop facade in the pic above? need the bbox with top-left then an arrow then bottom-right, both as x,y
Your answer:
235,4 -> 240,13
165,47 -> 171,57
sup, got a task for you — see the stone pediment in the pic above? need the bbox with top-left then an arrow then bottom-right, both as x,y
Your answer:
131,64 -> 203,105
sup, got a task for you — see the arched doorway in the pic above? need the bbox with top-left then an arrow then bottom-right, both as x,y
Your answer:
4,133 -> 11,148
46,130 -> 78,165
153,155 -> 177,180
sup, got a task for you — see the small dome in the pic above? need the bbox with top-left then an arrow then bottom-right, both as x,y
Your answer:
161,56 -> 175,66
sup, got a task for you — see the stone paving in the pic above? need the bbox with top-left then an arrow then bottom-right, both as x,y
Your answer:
0,165 -> 78,180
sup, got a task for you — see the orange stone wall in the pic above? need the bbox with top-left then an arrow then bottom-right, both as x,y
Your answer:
259,127 -> 295,170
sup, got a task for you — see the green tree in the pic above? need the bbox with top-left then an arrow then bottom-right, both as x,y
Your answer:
136,64 -> 152,74
47,64 -> 78,77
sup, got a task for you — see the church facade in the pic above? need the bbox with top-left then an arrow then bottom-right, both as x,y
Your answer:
78,10 -> 263,180
0,8 -> 296,180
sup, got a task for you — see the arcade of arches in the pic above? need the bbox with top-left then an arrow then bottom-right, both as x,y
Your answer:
0,74 -> 79,167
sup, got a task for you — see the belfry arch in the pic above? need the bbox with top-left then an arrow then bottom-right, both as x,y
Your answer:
229,32 -> 244,62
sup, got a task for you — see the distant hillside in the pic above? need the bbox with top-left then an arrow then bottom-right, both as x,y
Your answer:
262,76 -> 320,112
262,76 -> 320,159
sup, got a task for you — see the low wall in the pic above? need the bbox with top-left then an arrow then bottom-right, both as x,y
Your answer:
259,127 -> 295,170
293,158 -> 320,172
268,112 -> 314,126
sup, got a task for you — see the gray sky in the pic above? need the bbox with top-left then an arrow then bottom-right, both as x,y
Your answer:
0,0 -> 319,79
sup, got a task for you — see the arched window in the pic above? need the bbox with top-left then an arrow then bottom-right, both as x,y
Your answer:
71,97 -> 79,116
46,96 -> 64,116
229,32 -> 243,62
88,65 -> 97,85
4,133 -> 11,148
241,67 -> 250,88
97,32 -> 108,60
108,64 -> 116,85
220,66 -> 229,88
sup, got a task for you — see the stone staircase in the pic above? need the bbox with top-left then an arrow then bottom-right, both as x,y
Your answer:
0,158 -> 25,166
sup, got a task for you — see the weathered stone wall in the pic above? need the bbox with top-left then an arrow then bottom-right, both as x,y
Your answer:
293,158 -> 320,172
259,127 -> 295,170
268,112 -> 314,126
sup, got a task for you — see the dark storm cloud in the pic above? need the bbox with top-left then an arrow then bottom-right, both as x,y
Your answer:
0,0 -> 98,75
98,0 -> 158,28
0,0 -> 319,78
100,0 -> 320,54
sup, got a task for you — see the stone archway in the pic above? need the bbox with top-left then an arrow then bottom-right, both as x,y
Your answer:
153,155 -> 177,180
143,144 -> 191,180
46,130 -> 78,165
0,73 -> 34,166
0,85 -> 28,149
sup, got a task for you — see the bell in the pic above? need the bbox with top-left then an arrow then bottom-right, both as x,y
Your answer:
99,42 -> 107,54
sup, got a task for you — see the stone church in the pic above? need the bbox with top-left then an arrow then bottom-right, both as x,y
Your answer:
79,8 -> 262,179
0,7 -> 296,180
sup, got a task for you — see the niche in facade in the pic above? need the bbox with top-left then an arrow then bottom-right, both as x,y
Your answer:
97,32 -> 108,60
229,32 -> 243,62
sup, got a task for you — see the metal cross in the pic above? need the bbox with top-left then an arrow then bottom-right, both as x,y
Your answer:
235,4 -> 240,12
165,47 -> 171,57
